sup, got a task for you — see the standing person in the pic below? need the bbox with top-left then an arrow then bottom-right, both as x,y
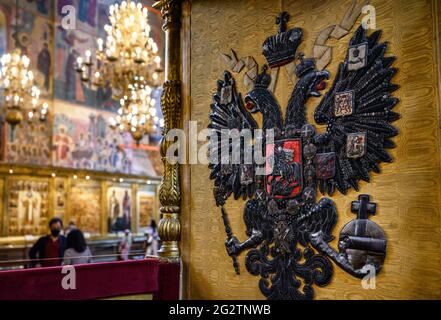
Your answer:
29,217 -> 66,267
63,229 -> 92,265
64,221 -> 76,236
145,220 -> 159,256
119,229 -> 132,261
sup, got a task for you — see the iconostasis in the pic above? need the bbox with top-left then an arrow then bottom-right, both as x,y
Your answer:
0,0 -> 164,242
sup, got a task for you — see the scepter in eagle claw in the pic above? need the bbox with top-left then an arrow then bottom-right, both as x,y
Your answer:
221,206 -> 240,275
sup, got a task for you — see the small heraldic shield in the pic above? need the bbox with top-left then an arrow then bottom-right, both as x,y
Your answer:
266,139 -> 303,199
334,90 -> 355,117
314,152 -> 336,180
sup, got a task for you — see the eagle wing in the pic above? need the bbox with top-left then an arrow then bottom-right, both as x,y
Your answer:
313,25 -> 400,195
208,71 -> 258,206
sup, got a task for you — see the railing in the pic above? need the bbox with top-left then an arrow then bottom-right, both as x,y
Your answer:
0,236 -> 149,270
0,258 -> 180,300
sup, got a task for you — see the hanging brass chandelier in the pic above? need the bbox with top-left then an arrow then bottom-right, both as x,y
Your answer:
75,0 -> 163,143
109,85 -> 161,142
0,0 -> 47,128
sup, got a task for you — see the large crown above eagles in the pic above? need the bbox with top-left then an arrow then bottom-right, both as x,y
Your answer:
262,12 -> 303,68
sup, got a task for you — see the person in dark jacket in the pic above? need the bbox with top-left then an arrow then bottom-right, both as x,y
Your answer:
29,217 -> 67,267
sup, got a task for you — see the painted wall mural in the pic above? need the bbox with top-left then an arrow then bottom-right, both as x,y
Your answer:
0,0 -> 164,177
54,0 -> 115,109
53,0 -> 163,111
52,100 -> 159,176
6,2 -> 54,97
4,103 -> 52,166
0,4 -> 8,57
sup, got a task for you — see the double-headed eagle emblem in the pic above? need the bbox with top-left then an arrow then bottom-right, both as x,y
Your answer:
208,12 -> 399,300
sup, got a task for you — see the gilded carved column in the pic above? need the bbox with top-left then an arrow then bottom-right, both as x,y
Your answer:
153,0 -> 182,259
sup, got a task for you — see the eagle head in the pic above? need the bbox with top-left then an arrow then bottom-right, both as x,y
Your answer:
295,53 -> 330,97
244,65 -> 275,114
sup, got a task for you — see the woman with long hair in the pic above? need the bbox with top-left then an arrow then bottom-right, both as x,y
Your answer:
145,219 -> 159,256
63,229 -> 93,265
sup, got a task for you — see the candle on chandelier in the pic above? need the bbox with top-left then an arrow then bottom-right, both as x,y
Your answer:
85,50 -> 92,65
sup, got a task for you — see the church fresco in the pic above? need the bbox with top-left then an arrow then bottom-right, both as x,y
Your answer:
3,0 -> 52,17
53,5 -> 114,109
53,0 -> 163,112
0,5 -> 7,56
0,3 -> 53,166
0,1 -> 163,176
13,7 -> 53,96
0,2 -> 53,97
7,178 -> 49,236
52,100 -> 159,177
3,101 -> 52,166
54,0 -> 100,106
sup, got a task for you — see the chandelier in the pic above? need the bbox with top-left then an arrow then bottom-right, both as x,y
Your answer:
0,1 -> 47,129
109,86 -> 161,142
75,0 -> 163,143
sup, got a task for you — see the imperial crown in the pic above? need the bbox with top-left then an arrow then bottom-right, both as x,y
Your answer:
262,12 -> 303,68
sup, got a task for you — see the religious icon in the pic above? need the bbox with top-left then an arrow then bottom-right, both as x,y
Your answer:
70,181 -> 101,234
346,132 -> 367,158
55,178 -> 66,212
56,195 -> 65,208
122,190 -> 131,228
8,179 -> 49,236
348,42 -> 368,71
109,189 -> 119,224
334,90 -> 355,117
137,191 -> 156,231
107,187 -> 131,232
18,184 -> 41,226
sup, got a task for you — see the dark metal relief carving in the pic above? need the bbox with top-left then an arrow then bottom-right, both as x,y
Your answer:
207,12 -> 399,300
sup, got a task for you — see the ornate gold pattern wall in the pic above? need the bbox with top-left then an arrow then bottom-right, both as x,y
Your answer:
185,0 -> 441,299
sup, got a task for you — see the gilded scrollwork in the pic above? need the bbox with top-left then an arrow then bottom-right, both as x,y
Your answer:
153,0 -> 182,31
